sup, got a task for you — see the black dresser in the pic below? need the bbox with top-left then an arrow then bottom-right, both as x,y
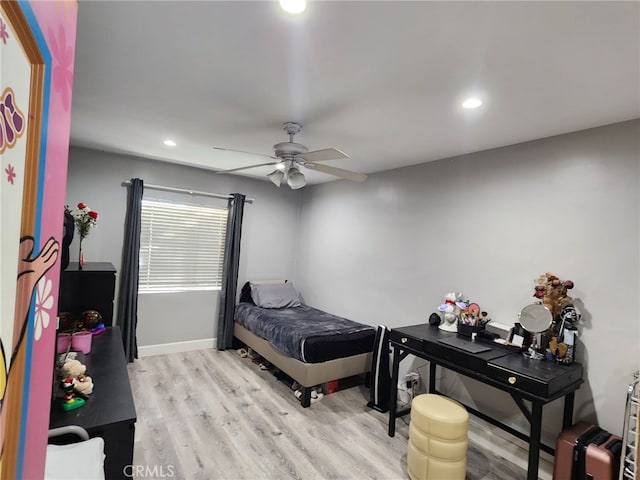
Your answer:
58,262 -> 116,325
49,327 -> 137,479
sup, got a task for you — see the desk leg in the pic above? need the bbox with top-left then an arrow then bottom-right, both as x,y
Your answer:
527,401 -> 543,480
388,345 -> 401,437
562,391 -> 575,430
428,362 -> 436,393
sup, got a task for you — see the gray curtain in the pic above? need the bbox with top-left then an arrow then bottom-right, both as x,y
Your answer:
217,193 -> 246,349
118,178 -> 143,362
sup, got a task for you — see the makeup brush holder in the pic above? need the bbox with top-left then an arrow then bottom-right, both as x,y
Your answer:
457,323 -> 485,338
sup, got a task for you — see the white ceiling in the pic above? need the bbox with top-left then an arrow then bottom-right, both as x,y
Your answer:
70,1 -> 640,186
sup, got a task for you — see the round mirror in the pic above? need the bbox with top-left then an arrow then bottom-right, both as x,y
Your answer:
519,304 -> 552,333
519,304 -> 552,360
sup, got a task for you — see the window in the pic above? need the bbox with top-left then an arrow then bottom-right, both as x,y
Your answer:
139,198 -> 228,293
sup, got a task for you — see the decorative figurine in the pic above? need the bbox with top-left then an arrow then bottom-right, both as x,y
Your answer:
438,292 -> 465,332
59,376 -> 85,411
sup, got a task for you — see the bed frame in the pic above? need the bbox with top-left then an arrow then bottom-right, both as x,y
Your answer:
234,323 -> 372,407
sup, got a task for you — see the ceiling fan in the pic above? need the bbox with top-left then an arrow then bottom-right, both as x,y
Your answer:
214,122 -> 367,189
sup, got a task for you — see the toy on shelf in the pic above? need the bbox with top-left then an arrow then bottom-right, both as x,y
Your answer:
61,358 -> 94,396
59,376 -> 85,411
55,357 -> 94,410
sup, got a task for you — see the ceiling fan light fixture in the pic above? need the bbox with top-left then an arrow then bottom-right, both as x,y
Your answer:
286,166 -> 307,189
214,121 -> 363,185
267,169 -> 284,187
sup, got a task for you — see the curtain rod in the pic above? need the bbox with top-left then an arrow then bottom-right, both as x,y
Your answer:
121,180 -> 254,204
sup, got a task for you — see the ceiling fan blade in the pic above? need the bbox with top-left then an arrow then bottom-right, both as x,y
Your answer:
297,148 -> 349,163
216,161 -> 280,174
213,146 -> 278,161
303,162 -> 367,182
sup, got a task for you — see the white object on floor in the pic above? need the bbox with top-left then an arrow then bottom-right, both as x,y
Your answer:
45,437 -> 105,480
294,389 -> 324,403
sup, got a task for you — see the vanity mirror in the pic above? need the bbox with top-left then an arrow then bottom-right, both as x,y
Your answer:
519,303 -> 552,360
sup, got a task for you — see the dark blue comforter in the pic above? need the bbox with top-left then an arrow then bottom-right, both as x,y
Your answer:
235,302 -> 373,362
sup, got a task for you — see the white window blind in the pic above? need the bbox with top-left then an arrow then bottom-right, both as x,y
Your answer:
139,198 -> 228,293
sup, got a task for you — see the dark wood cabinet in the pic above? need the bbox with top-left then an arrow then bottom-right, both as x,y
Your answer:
50,327 -> 137,479
58,262 -> 116,326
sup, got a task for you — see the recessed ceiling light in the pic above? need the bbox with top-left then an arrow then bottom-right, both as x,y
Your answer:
163,139 -> 177,147
462,98 -> 482,109
280,0 -> 306,14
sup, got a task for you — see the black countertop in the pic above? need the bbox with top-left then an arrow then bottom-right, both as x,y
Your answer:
64,262 -> 116,273
390,323 -> 583,399
49,326 -> 137,430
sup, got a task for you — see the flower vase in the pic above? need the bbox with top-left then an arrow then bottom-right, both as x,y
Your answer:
78,238 -> 84,270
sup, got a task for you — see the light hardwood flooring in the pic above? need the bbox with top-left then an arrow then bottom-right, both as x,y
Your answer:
128,349 -> 553,480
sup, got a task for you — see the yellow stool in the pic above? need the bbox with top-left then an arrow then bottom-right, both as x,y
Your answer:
407,394 -> 469,480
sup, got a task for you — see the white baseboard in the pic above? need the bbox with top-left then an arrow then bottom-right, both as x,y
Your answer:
138,338 -> 216,357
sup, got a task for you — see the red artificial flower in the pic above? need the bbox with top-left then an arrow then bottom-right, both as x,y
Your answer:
71,201 -> 99,238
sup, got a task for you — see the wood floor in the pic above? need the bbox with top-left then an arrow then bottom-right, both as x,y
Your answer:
128,348 -> 553,480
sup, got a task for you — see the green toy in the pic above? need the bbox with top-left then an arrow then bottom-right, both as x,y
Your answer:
59,376 -> 85,411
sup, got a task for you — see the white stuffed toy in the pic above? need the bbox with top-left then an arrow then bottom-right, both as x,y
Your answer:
438,292 -> 465,332
61,358 -> 94,395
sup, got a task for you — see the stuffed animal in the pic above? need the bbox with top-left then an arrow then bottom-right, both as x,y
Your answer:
61,359 -> 93,395
61,359 -> 85,377
438,292 -> 465,332
73,374 -> 94,395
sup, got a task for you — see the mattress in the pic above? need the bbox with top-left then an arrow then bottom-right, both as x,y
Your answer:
234,302 -> 375,363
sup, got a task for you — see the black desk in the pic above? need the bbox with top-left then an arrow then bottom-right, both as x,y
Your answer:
388,324 -> 583,480
50,327 -> 137,479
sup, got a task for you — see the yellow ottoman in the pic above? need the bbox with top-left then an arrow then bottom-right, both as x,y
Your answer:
407,394 -> 469,480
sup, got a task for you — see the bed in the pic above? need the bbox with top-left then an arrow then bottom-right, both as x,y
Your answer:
233,281 -> 375,407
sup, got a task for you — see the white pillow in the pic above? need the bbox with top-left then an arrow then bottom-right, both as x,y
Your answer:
251,283 -> 301,308
45,437 -> 105,480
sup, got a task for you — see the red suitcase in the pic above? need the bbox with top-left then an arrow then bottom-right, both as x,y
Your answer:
554,421 -> 595,479
581,432 -> 622,480
553,421 -> 623,480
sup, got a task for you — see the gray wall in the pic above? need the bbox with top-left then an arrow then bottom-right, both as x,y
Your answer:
295,120 -> 639,443
67,120 -> 639,446
66,147 -> 300,346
